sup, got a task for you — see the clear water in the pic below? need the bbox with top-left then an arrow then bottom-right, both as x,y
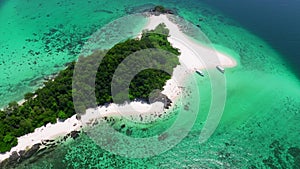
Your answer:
202,0 -> 300,77
0,0 -> 299,168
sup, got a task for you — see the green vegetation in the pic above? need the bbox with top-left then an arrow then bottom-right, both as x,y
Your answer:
95,23 -> 179,104
151,5 -> 174,14
153,5 -> 167,13
154,6 -> 166,12
0,63 -> 74,152
58,111 -> 68,121
0,24 -> 179,153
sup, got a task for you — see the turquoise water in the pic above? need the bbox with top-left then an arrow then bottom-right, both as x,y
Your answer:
202,0 -> 300,77
1,0 -> 299,168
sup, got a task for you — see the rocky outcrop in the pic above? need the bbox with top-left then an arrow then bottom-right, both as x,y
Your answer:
150,5 -> 175,15
69,130 -> 80,139
0,130 -> 81,168
21,143 -> 41,160
125,4 -> 177,15
148,91 -> 172,109
0,143 -> 41,168
8,151 -> 19,163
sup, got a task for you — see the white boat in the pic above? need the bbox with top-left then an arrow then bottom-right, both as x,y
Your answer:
196,70 -> 204,76
216,65 -> 225,73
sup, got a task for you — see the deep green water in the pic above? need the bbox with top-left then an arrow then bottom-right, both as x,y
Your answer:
1,0 -> 300,168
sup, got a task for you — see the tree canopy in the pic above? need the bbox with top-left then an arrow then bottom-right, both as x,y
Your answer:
0,24 -> 180,153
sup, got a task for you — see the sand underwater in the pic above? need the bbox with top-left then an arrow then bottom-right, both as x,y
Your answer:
0,0 -> 299,168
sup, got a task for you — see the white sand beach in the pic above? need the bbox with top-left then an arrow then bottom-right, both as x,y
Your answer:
0,115 -> 82,161
0,14 -> 236,162
143,14 -> 236,102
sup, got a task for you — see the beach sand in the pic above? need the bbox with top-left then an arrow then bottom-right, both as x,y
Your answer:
0,14 -> 236,162
0,115 -> 82,161
142,14 -> 236,102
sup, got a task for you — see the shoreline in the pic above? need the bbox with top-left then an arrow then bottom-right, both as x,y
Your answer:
144,14 -> 236,104
0,13 -> 237,163
0,115 -> 82,162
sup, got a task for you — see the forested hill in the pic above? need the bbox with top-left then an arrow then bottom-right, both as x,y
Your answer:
0,23 -> 180,153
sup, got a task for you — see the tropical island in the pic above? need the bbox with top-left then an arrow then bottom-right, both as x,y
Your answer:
0,23 -> 179,151
0,12 -> 236,165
